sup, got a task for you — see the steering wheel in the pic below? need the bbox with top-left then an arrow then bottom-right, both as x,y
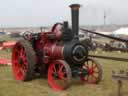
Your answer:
23,31 -> 33,40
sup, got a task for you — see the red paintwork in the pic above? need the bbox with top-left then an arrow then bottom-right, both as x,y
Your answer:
12,42 -> 28,80
43,44 -> 63,63
0,41 -> 16,65
11,24 -> 65,82
51,23 -> 63,40
34,24 -> 63,64
0,58 -> 11,65
0,41 -> 16,50
10,4 -> 101,90
80,62 -> 100,84
33,25 -> 67,90
48,60 -> 69,91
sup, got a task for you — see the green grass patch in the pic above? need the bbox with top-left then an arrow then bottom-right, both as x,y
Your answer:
0,52 -> 128,96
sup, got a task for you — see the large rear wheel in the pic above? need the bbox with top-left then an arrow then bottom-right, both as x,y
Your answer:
12,40 -> 36,81
48,60 -> 72,91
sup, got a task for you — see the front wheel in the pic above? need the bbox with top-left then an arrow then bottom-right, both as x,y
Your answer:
80,58 -> 102,84
48,60 -> 72,91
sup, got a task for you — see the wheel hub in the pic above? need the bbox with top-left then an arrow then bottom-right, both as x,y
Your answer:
19,58 -> 23,65
53,73 -> 59,79
89,68 -> 94,75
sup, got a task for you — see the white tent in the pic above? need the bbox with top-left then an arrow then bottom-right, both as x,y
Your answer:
112,27 -> 128,35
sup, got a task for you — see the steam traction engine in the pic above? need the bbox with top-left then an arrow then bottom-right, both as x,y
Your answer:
12,4 -> 102,90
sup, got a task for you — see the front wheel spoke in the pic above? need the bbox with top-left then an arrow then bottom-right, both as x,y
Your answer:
91,61 -> 94,67
84,64 -> 89,69
91,74 -> 97,80
93,64 -> 97,69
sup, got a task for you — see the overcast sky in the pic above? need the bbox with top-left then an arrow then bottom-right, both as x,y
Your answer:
0,0 -> 128,27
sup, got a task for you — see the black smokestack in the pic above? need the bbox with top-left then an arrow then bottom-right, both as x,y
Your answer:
70,4 -> 80,39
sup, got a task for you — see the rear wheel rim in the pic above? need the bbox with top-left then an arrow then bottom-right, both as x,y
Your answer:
80,58 -> 102,84
12,42 -> 28,80
48,60 -> 71,91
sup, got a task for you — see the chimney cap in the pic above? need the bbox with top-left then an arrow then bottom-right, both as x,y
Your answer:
69,4 -> 80,10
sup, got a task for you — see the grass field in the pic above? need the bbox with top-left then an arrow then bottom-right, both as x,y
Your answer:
1,50 -> 128,96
